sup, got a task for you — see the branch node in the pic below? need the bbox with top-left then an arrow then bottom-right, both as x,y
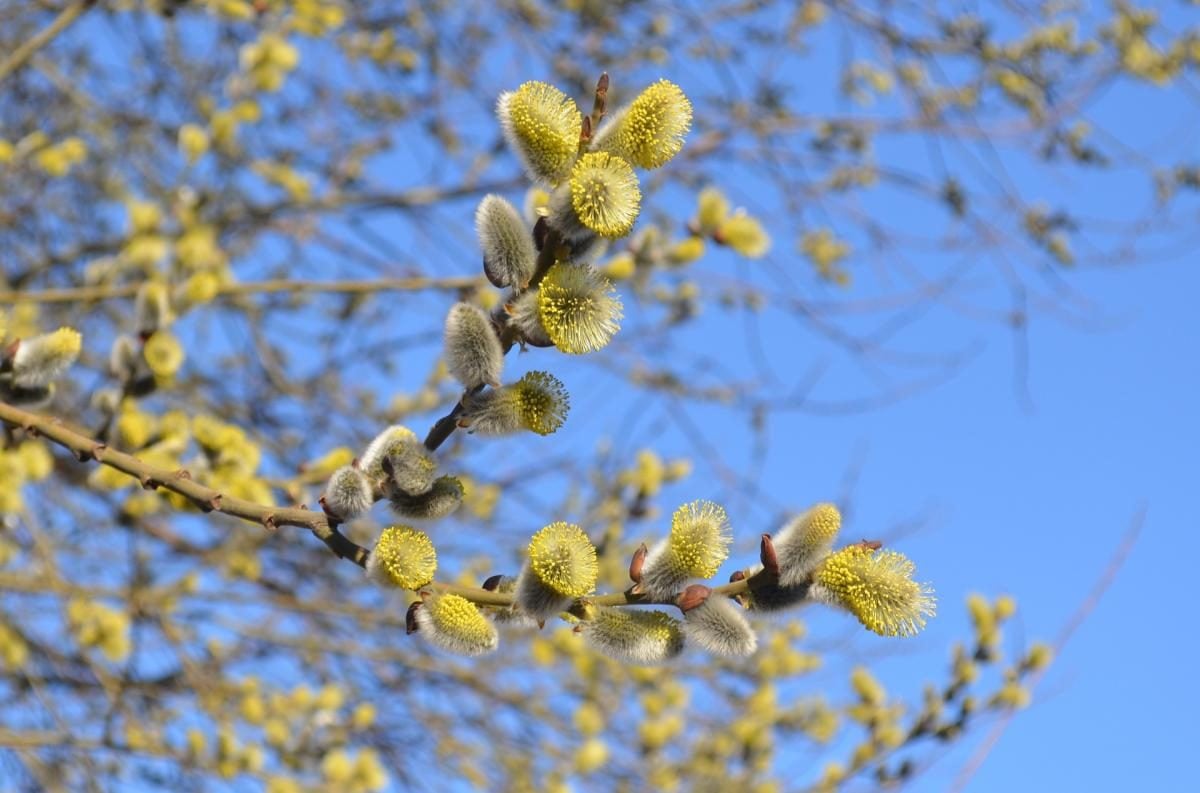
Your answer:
205,493 -> 223,513
139,473 -> 160,491
262,512 -> 278,532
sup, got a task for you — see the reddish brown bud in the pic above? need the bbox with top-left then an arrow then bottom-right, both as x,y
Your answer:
760,533 -> 779,576
676,584 -> 712,613
482,574 -> 505,592
629,542 -> 648,584
405,601 -> 422,635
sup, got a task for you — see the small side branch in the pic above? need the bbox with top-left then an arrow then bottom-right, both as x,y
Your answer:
0,0 -> 97,84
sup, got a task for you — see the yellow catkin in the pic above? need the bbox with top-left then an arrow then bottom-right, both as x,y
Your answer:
569,152 -> 642,238
813,546 -> 935,637
536,263 -> 623,354
529,522 -> 599,597
604,79 -> 692,169
499,81 -> 582,184
370,526 -> 437,589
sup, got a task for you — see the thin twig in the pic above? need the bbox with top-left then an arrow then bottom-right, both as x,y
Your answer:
0,275 -> 482,305
0,0 -> 96,84
949,505 -> 1147,792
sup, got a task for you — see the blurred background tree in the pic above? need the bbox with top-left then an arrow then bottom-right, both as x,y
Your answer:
0,0 -> 1192,791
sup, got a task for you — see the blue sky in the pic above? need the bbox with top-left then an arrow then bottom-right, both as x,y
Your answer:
11,3 -> 1199,791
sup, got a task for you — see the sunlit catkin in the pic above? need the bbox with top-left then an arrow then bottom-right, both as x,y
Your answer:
682,593 -> 758,657
594,79 -> 692,170
515,522 -> 599,620
565,152 -> 641,238
476,194 -> 537,288
810,546 -> 935,637
321,465 -> 374,520
717,212 -> 771,258
9,328 -> 82,389
773,503 -> 842,587
580,607 -> 684,665
534,263 -> 623,354
443,302 -> 503,389
359,425 -> 418,480
459,370 -> 569,436
639,500 -> 732,599
414,593 -> 498,657
390,475 -> 464,520
497,81 -> 582,185
366,525 -> 437,590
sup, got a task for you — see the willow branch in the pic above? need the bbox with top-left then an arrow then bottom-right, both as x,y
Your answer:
1,400 -> 754,610
0,275 -> 483,305
0,0 -> 95,84
0,399 -> 367,565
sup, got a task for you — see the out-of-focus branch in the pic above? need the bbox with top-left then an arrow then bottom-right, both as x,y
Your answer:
0,0 -> 95,83
0,275 -> 483,305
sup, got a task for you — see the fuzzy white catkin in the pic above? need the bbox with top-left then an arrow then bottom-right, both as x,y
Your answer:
506,291 -> 554,348
134,282 -> 172,335
513,562 -> 573,622
10,329 -> 81,389
637,537 -> 698,600
322,465 -> 374,520
384,441 -> 437,497
581,608 -> 685,666
108,335 -> 140,381
476,195 -> 537,288
773,503 -> 841,588
390,475 -> 463,520
414,596 -> 499,657
443,303 -> 504,390
458,389 -> 523,436
359,425 -> 418,480
683,596 -> 758,657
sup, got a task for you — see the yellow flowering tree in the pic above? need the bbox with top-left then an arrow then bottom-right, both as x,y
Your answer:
0,0 -> 1179,790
